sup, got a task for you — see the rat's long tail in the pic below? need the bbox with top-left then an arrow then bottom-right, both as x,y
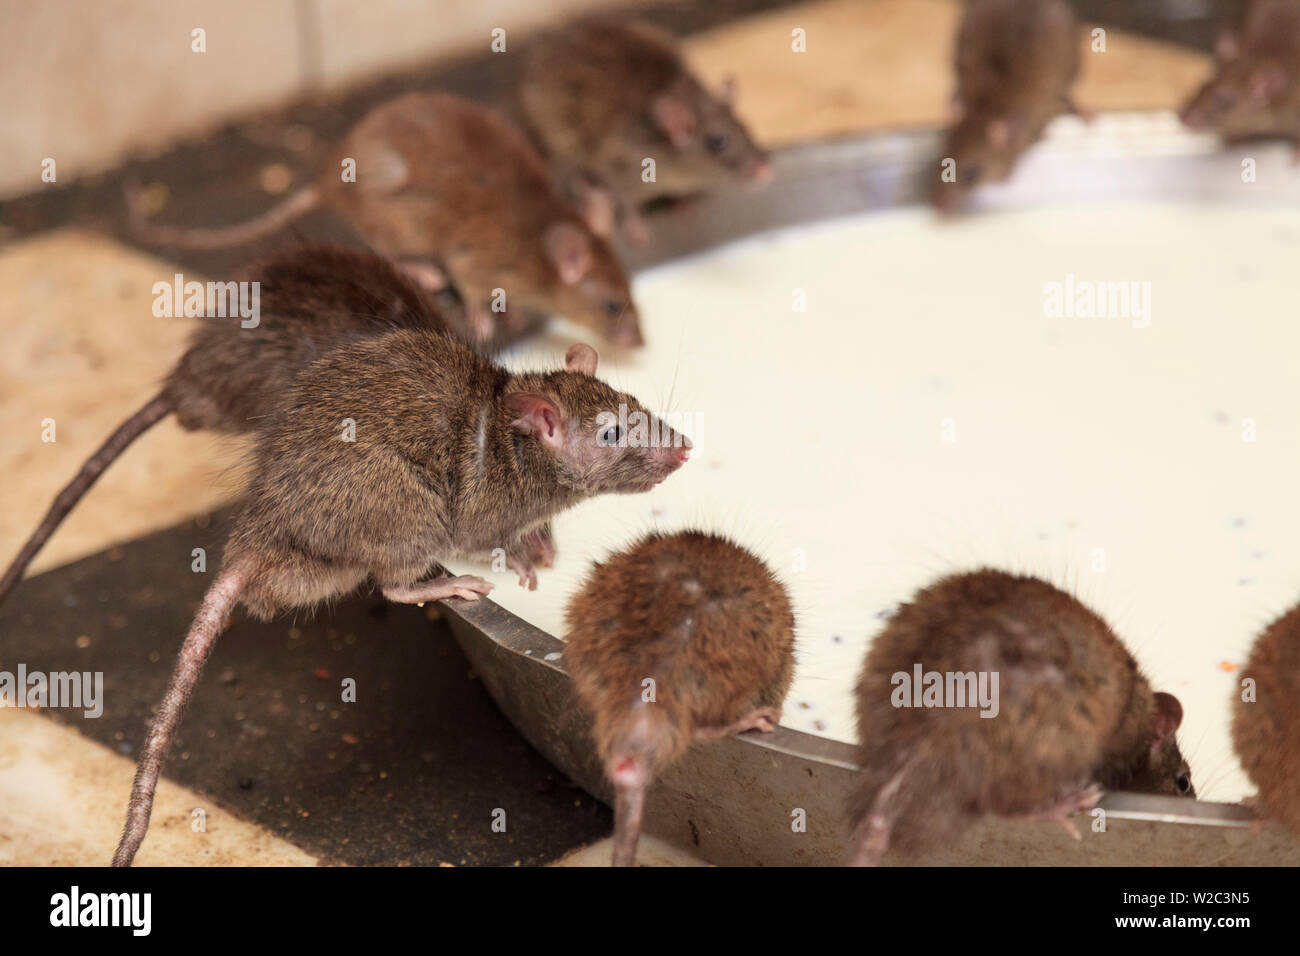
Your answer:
125,181 -> 322,250
604,704 -> 685,867
846,745 -> 970,866
113,565 -> 247,866
0,392 -> 172,607
610,763 -> 648,867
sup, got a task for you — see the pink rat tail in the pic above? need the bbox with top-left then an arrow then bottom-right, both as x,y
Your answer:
847,743 -> 973,866
603,704 -> 685,867
0,392 -> 172,608
113,564 -> 247,866
610,756 -> 649,867
125,180 -> 321,250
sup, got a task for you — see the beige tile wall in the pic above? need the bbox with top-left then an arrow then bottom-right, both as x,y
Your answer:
0,0 -> 653,200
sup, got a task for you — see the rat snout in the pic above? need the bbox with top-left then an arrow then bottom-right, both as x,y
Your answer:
930,181 -> 966,216
611,318 -> 645,349
615,326 -> 644,348
659,434 -> 691,473
1178,102 -> 1207,129
745,157 -> 774,184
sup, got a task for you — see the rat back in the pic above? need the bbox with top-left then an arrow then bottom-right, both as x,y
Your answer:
564,530 -> 796,774
851,570 -> 1155,855
224,327 -> 506,618
223,328 -> 688,619
519,18 -> 769,201
323,92 -> 642,344
326,93 -> 572,288
1232,601 -> 1300,833
164,245 -> 454,433
956,0 -> 1080,111
520,19 -> 683,157
936,0 -> 1081,209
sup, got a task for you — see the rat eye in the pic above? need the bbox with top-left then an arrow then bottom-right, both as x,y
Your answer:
705,132 -> 728,154
599,424 -> 623,446
604,299 -> 623,318
1176,769 -> 1192,794
965,164 -> 983,186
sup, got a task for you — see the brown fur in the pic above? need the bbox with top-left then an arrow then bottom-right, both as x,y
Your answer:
111,331 -> 688,865
850,569 -> 1191,862
226,329 -> 688,619
518,18 -> 770,233
166,244 -> 458,432
135,93 -> 642,347
934,0 -> 1081,211
1180,0 -> 1300,144
327,93 -> 641,346
1232,600 -> 1300,834
564,530 -> 794,864
0,245 -> 456,608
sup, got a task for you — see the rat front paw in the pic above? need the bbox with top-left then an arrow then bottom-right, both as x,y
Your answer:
1015,782 -> 1101,841
506,552 -> 539,591
524,526 -> 556,567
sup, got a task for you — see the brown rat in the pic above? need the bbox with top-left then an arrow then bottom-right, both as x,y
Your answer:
1179,0 -> 1300,149
112,330 -> 691,865
130,92 -> 644,348
933,0 -> 1083,212
563,530 -> 795,866
517,17 -> 771,243
848,569 -> 1192,866
0,244 -> 465,608
1231,600 -> 1300,835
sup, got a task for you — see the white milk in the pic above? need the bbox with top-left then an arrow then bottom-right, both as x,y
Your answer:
466,201 -> 1300,803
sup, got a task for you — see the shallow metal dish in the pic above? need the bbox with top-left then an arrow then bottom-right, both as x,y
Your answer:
444,114 -> 1300,865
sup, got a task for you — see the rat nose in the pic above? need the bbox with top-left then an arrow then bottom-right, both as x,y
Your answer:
747,159 -> 774,183
612,321 -> 644,349
931,183 -> 963,216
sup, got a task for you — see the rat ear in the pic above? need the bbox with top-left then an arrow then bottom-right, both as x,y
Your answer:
1215,30 -> 1239,63
1150,692 -> 1184,749
544,222 -> 593,285
504,392 -> 564,449
397,260 -> 449,292
572,180 -> 616,239
565,343 -> 598,376
987,118 -> 1012,149
1251,63 -> 1288,100
651,93 -> 697,147
352,140 -> 410,194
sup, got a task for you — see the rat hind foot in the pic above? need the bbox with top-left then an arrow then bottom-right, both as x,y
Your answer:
383,574 -> 493,604
524,526 -> 556,568
847,814 -> 892,867
506,552 -> 538,591
693,705 -> 782,743
1012,783 -> 1101,841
